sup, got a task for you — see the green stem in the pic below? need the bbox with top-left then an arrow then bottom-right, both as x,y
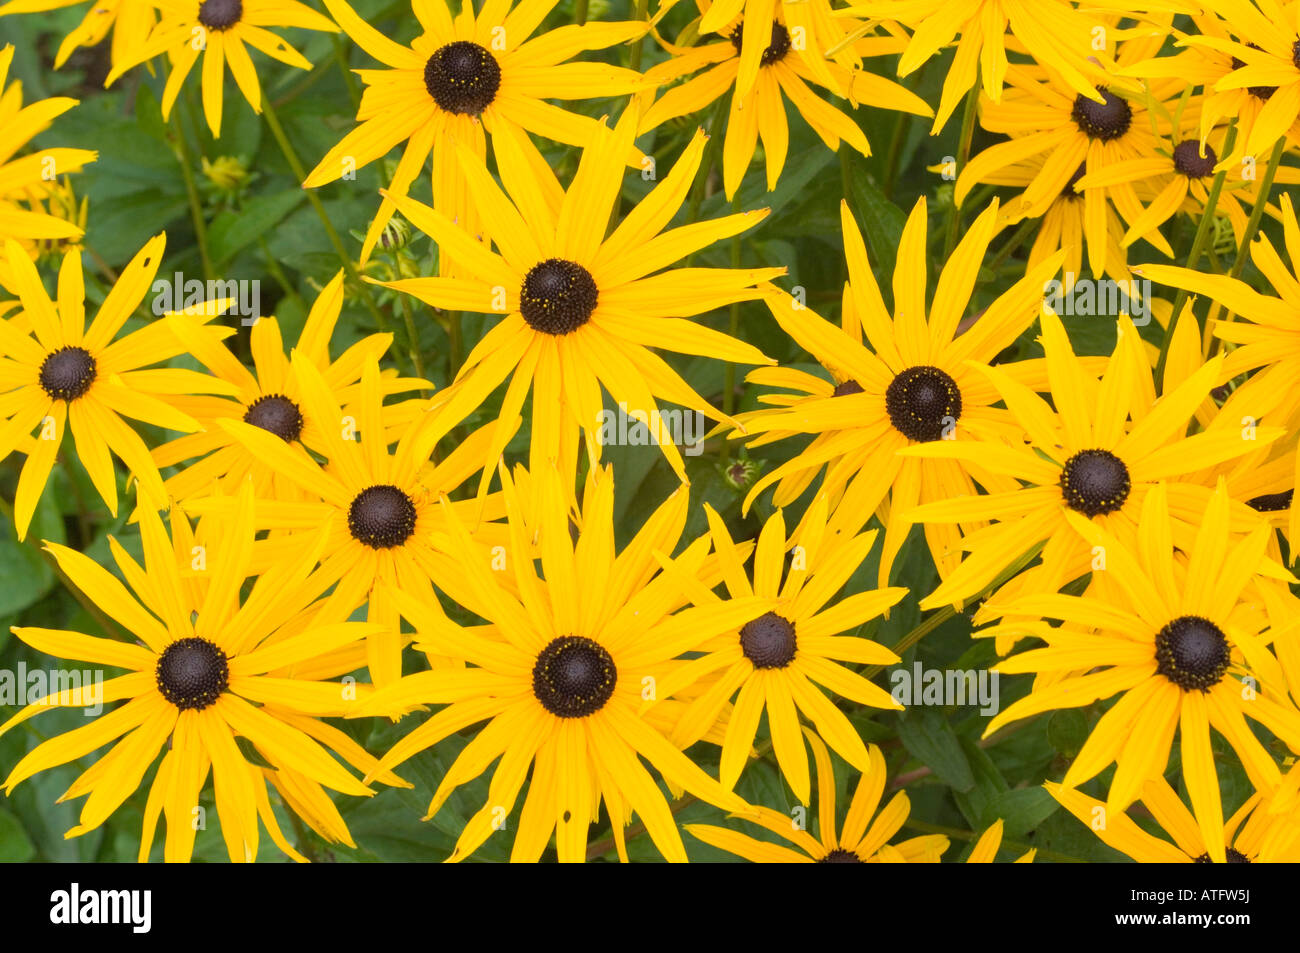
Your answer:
260,97 -> 392,336
397,290 -> 429,388
171,106 -> 213,281
720,195 -> 742,466
1152,120 -> 1237,386
943,82 -> 981,258
685,94 -> 731,235
987,217 -> 1038,272
574,0 -> 588,24
1205,136 -> 1286,359
256,235 -> 305,312
333,34 -> 363,110
629,0 -> 649,71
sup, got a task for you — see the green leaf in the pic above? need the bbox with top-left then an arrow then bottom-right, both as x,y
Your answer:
1047,709 -> 1089,757
0,808 -> 35,862
0,503 -> 55,617
985,786 -> 1060,838
897,707 -> 975,792
845,159 -> 907,283
209,190 -> 308,266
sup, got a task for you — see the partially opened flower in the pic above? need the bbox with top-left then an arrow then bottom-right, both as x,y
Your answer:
653,495 -> 906,805
105,0 -> 340,135
1047,777 -> 1300,864
0,484 -> 399,863
377,105 -> 778,497
0,236 -> 239,538
355,464 -> 765,863
978,481 -> 1300,856
193,352 -> 501,686
687,729 -> 948,862
304,0 -> 650,264
639,1 -> 932,198
736,197 -> 1065,589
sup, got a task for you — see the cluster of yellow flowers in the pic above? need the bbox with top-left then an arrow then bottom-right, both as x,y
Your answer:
2,0 -> 1300,864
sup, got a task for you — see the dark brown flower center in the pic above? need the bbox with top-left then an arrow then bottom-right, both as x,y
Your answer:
424,41 -> 501,115
1233,49 -> 1277,100
885,366 -> 962,442
1059,449 -> 1130,517
243,393 -> 303,443
1247,489 -> 1292,512
156,638 -> 229,711
347,484 -> 417,549
819,848 -> 863,862
532,636 -> 617,718
730,22 -> 791,66
1061,162 -> 1086,200
519,259 -> 598,335
1071,88 -> 1132,141
740,611 -> 797,669
1155,615 -> 1231,692
197,0 -> 242,31
1194,847 -> 1251,863
832,379 -> 864,396
1172,141 -> 1217,178
39,346 -> 97,400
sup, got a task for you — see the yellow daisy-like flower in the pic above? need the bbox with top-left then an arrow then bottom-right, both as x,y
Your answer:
956,57 -> 1185,278
687,729 -> 948,862
902,312 -> 1279,611
0,485 -> 401,863
355,464 -> 765,863
0,46 -> 96,286
639,1 -> 932,199
0,236 -> 239,539
1047,777 -> 1300,864
105,0 -> 340,135
834,0 -> 1117,133
977,481 -> 1300,858
303,0 -> 650,265
376,105 -> 779,495
0,0 -> 155,71
191,352 -> 499,687
735,197 -> 1065,589
1180,0 -> 1300,158
151,270 -> 425,507
653,495 -> 906,805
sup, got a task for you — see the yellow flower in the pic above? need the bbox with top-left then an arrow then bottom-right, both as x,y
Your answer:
106,0 -> 340,135
687,729 -> 948,862
303,0 -> 650,265
0,484 -> 402,862
0,0 -> 156,70
0,235 -> 239,538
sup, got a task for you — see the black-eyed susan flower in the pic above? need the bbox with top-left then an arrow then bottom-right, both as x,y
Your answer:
192,352 -> 499,687
735,198 -> 1066,589
1180,0 -> 1300,158
355,464 -> 766,863
0,0 -> 155,71
956,58 -> 1184,278
652,495 -> 905,805
687,728 -> 947,862
835,0 -> 1114,133
152,270 -> 425,507
0,46 -> 96,285
376,106 -> 779,495
303,0 -> 649,264
639,1 -> 931,199
978,481 -> 1300,857
105,0 -> 340,135
0,236 -> 239,539
1047,777 -> 1300,863
0,485 -> 399,862
902,313 -> 1279,611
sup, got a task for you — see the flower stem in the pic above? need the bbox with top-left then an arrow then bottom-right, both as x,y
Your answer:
1152,120 -> 1237,386
171,106 -> 214,282
574,0 -> 588,24
260,96 -> 392,336
720,194 -> 743,466
1204,136 -> 1286,360
943,82 -> 981,258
